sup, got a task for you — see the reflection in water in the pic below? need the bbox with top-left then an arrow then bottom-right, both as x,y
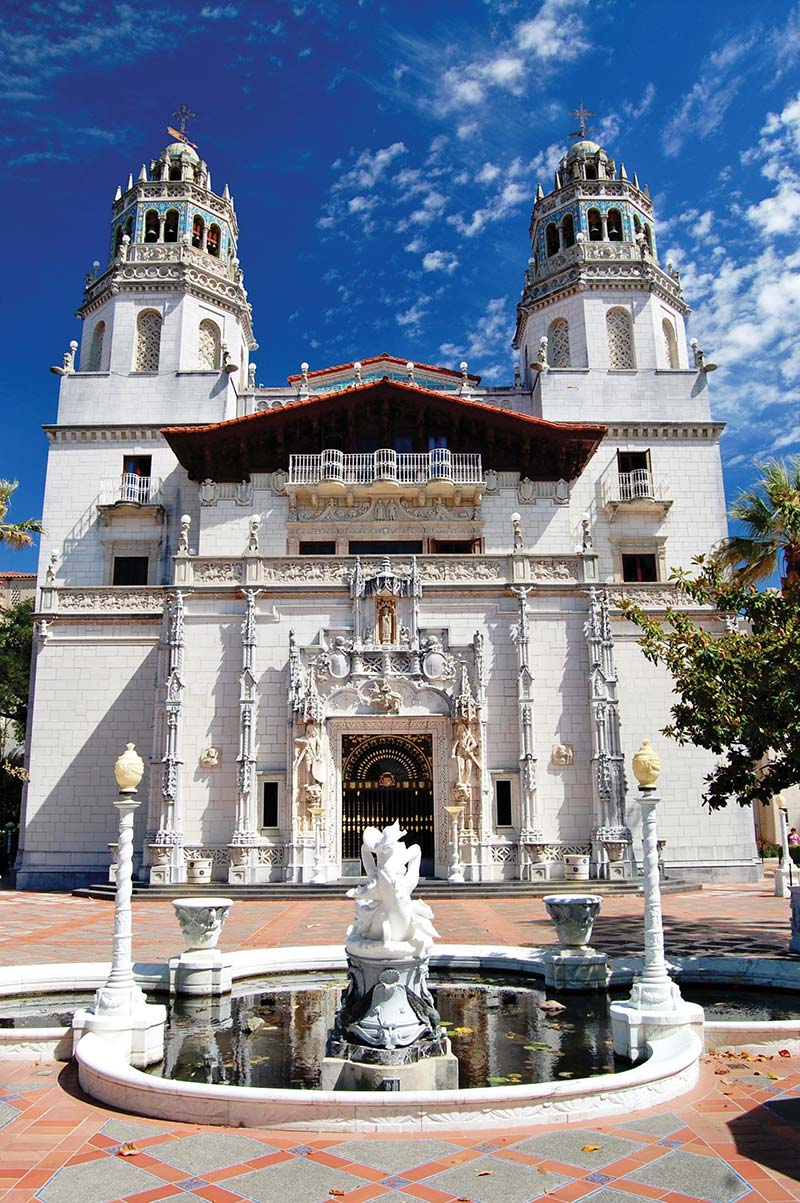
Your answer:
148,972 -> 627,1089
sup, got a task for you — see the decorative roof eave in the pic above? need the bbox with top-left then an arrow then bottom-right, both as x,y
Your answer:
162,377 -> 606,483
287,353 -> 481,385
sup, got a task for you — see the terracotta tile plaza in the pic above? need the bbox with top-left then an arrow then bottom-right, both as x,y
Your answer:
0,882 -> 799,1203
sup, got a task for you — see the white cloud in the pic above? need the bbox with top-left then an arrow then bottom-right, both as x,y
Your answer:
662,35 -> 757,157
422,250 -> 459,273
201,4 -> 238,16
397,298 -> 430,336
404,236 -> 425,253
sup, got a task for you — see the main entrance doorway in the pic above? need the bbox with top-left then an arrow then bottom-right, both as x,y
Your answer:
341,733 -> 435,874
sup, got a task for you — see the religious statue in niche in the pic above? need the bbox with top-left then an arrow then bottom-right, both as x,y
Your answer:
369,679 -> 402,714
376,596 -> 396,645
451,718 -> 482,788
293,720 -> 325,825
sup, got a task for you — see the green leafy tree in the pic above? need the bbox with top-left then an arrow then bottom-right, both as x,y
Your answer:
0,599 -> 34,743
0,479 -> 43,549
715,457 -> 800,591
621,559 -> 800,811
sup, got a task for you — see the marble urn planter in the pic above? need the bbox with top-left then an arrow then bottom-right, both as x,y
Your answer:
186,857 -> 213,884
173,897 -> 234,952
542,894 -> 609,990
544,894 -> 602,950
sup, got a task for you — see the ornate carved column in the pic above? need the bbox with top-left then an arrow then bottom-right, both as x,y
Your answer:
511,586 -> 543,869
229,590 -> 260,884
287,630 -> 325,882
584,587 -> 630,876
149,591 -> 186,884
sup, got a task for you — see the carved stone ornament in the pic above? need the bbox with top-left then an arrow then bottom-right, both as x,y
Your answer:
551,743 -> 574,767
544,894 -> 602,950
345,821 -> 439,960
193,560 -> 244,583
172,897 -> 234,951
200,746 -> 220,769
58,589 -> 163,612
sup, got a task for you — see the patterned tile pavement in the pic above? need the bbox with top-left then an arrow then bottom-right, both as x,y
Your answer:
0,880 -> 798,1201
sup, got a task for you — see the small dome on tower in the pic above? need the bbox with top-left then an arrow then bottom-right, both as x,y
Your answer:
165,140 -> 200,162
566,139 -> 601,159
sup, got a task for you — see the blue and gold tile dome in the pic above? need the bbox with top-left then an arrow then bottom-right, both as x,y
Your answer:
566,139 -> 601,158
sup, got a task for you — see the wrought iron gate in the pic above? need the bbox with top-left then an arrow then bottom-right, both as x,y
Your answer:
341,734 -> 434,868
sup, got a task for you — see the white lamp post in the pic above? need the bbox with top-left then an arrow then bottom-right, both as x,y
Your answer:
610,739 -> 703,1062
444,803 -> 465,884
72,743 -> 166,1067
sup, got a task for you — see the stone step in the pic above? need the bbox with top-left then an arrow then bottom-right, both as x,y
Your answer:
73,877 -> 696,901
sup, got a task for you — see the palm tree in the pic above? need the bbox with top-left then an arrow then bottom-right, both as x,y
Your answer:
0,480 -> 44,550
715,457 -> 800,591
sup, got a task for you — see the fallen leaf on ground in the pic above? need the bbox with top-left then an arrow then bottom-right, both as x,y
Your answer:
768,1072 -> 784,1080
118,1143 -> 140,1157
477,1170 -> 493,1176
581,1144 -> 602,1152
329,1191 -> 345,1197
714,1068 -> 730,1075
779,1049 -> 791,1057
558,1071 -> 573,1078
540,1000 -> 566,1013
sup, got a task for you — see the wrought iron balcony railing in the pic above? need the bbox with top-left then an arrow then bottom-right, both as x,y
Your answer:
98,473 -> 161,507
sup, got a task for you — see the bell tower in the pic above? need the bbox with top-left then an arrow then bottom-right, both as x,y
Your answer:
69,118 -> 256,425
513,115 -> 701,423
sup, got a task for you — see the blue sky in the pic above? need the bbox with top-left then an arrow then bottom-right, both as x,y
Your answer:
2,0 -> 800,572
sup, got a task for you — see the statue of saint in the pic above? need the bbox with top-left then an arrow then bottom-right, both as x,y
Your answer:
451,719 -> 481,786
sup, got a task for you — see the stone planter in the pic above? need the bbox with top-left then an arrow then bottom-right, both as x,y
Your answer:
148,843 -> 171,867
602,839 -> 626,863
186,857 -> 213,884
544,894 -> 602,950
172,897 -> 234,951
527,842 -> 549,864
564,853 -> 590,880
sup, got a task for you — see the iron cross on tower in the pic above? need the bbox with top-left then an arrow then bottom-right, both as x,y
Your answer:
173,105 -> 196,138
568,103 -> 596,140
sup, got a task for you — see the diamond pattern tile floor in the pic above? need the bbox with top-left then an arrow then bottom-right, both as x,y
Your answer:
511,1126 -> 646,1169
222,1159 -> 367,1203
332,1137 -> 458,1171
150,1132 -> 276,1172
424,1153 -> 572,1203
624,1148 -> 751,1203
36,1157 -> 163,1203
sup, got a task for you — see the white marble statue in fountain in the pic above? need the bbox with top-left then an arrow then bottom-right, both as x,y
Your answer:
346,821 -> 439,960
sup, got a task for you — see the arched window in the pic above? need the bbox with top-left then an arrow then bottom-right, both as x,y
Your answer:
198,318 -> 221,370
545,223 -> 559,257
633,214 -> 642,236
662,318 -> 678,368
607,308 -> 635,369
113,225 -> 124,256
587,207 -> 603,241
168,159 -> 182,181
643,224 -> 653,255
134,309 -> 162,373
144,209 -> 159,243
561,213 -> 575,247
207,223 -> 221,257
85,321 -> 105,371
164,209 -> 179,243
607,208 -> 623,241
548,318 -> 571,368
585,162 -> 597,180
192,214 -> 204,249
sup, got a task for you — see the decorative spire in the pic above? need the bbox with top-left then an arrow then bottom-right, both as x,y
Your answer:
568,102 -> 596,141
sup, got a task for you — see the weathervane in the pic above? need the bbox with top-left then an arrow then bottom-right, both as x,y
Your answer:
167,105 -> 198,149
568,102 -> 595,141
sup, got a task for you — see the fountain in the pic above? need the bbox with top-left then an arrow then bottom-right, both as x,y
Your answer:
322,820 -> 458,1090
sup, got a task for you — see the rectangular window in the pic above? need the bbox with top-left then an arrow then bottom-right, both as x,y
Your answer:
622,553 -> 658,583
299,541 -> 336,556
429,539 -> 478,555
428,435 -> 447,450
495,780 -> 513,828
112,556 -> 148,585
348,540 -> 423,555
123,455 -> 152,477
262,781 -> 279,828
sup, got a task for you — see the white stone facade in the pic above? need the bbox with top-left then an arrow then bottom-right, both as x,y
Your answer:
17,135 -> 759,890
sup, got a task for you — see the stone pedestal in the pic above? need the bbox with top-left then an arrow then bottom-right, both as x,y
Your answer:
610,995 -> 705,1063
169,949 -> 233,996
528,861 -> 551,881
321,1036 -> 459,1091
789,885 -> 800,953
72,1003 -> 167,1068
227,843 -> 257,885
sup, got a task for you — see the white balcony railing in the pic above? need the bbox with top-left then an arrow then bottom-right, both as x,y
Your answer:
288,449 -> 482,487
602,467 -> 672,517
98,473 -> 161,506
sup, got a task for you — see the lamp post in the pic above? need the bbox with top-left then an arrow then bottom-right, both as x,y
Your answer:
72,743 -> 166,1067
93,743 -> 148,1014
444,803 -> 465,884
609,739 -> 703,1062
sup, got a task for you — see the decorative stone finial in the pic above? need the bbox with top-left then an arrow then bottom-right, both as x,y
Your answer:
114,742 -> 144,792
632,738 -> 661,789
511,511 -> 523,551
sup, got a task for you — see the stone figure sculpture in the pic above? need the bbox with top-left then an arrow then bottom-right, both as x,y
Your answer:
552,743 -> 574,766
452,719 -> 481,786
346,820 -> 439,959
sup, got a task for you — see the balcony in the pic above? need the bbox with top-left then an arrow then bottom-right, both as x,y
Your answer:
97,474 -> 163,516
601,468 -> 672,520
287,449 -> 483,502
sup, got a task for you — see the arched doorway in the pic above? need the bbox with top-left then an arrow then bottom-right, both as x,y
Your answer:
342,733 -> 434,874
